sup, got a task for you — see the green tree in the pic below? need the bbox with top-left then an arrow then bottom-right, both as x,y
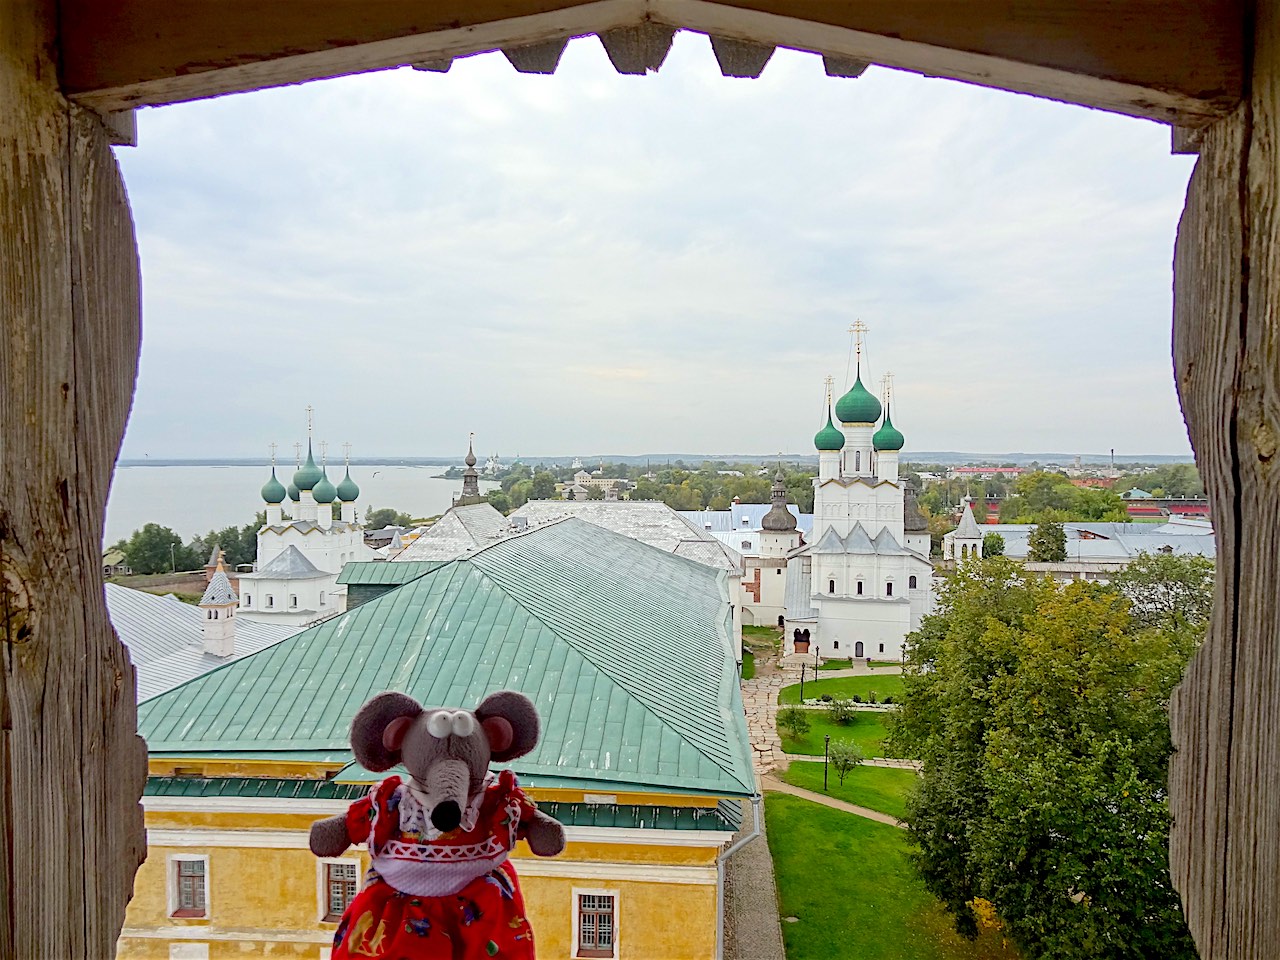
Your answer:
982,532 -> 1005,557
586,486 -> 605,500
891,558 -> 1201,958
485,490 -> 512,514
122,523 -> 197,574
827,740 -> 865,786
365,507 -> 415,530
1027,520 -> 1067,561
1109,551 -> 1215,630
777,706 -> 811,740
530,471 -> 558,500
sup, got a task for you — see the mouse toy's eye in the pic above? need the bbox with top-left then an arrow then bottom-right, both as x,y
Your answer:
451,711 -> 477,737
427,712 -> 453,738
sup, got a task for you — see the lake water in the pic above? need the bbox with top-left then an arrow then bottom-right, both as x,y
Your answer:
104,465 -> 497,544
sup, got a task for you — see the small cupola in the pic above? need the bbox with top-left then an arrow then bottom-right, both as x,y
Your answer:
198,554 -> 238,658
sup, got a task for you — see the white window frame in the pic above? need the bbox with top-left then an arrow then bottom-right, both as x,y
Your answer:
572,886 -> 619,959
166,853 -> 209,919
317,856 -> 361,922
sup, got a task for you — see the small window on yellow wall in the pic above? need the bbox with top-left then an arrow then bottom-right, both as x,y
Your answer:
169,856 -> 207,918
576,891 -> 617,958
324,861 -> 359,921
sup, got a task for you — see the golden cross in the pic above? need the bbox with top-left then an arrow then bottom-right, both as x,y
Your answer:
824,374 -> 835,403
268,441 -> 277,466
293,442 -> 302,466
319,439 -> 328,464
883,370 -> 895,403
342,441 -> 352,465
849,320 -> 868,368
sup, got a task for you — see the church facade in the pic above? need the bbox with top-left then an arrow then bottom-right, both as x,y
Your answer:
238,440 -> 375,626
780,347 -> 935,662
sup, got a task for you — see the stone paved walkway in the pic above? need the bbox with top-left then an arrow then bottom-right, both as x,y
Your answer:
741,660 -> 793,775
760,775 -> 905,828
782,753 -> 922,770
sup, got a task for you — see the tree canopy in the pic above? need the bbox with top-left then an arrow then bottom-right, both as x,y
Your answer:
998,471 -> 1127,523
1027,520 -> 1067,562
891,557 -> 1210,959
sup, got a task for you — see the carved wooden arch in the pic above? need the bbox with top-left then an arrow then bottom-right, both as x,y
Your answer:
0,1 -> 1268,957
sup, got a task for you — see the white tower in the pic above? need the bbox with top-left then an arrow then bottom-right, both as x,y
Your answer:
872,374 -> 903,484
199,555 -> 238,657
834,322 -> 881,478
946,499 -> 985,561
760,468 -> 801,558
814,377 -> 844,481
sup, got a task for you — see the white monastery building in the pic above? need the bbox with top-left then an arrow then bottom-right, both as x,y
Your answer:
781,337 -> 935,662
238,436 -> 375,626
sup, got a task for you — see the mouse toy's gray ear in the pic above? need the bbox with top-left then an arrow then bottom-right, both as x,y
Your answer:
475,690 -> 540,762
351,692 -> 423,771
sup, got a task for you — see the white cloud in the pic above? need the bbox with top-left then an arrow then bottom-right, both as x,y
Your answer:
117,33 -> 1195,459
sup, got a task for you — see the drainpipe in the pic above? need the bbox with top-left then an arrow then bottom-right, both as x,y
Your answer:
715,794 -> 762,960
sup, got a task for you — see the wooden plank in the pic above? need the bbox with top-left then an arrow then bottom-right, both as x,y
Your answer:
1169,3 -> 1280,957
503,38 -> 570,73
598,22 -> 676,73
0,0 -> 147,955
708,35 -> 774,78
60,0 -> 1243,126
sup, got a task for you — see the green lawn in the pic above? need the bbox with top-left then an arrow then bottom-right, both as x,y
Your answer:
743,624 -> 780,639
741,649 -> 756,680
776,761 -> 916,820
779,710 -> 892,758
819,658 -> 899,670
766,794 -> 1019,960
779,674 -> 905,704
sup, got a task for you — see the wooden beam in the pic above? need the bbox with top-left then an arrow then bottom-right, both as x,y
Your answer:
708,35 -> 774,78
598,22 -> 677,73
1,1 -> 148,956
1169,3 -> 1280,957
59,0 -> 1243,126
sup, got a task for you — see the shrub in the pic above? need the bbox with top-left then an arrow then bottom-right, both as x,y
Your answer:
883,695 -> 894,705
777,706 -> 811,740
868,691 -> 878,704
827,698 -> 857,725
820,693 -> 833,702
828,740 -> 866,785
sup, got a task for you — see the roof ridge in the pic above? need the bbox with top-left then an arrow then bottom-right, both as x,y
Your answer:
467,531 -> 752,794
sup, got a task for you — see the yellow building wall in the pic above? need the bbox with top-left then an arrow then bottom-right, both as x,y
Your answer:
121,818 -> 723,960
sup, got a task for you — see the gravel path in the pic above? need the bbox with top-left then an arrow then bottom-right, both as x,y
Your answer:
760,775 -> 905,829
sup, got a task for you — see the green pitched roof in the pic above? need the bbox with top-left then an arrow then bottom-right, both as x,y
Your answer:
336,561 -> 445,586
138,518 -> 754,798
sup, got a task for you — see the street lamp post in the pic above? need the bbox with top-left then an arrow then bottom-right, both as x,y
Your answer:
824,734 -> 830,791
170,542 -> 176,573
799,662 -> 805,703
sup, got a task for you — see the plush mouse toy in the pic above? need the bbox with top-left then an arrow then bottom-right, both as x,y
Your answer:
310,690 -> 566,960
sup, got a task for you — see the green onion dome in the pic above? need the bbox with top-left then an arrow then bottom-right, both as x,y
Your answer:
873,407 -> 905,451
260,467 -> 287,504
814,408 -> 846,451
336,468 -> 360,502
288,482 -> 300,502
835,373 -> 882,424
312,470 -> 338,504
293,443 -> 324,491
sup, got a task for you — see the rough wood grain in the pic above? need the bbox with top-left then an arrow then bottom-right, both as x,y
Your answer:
60,0 -> 1242,126
708,35 -> 774,77
0,1 -> 148,956
1169,3 -> 1280,957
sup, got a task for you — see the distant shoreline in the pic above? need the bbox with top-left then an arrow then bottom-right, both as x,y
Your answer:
117,452 -> 1195,468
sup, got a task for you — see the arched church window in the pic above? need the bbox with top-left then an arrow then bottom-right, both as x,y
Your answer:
886,582 -> 894,597
909,576 -> 917,589
855,450 -> 861,472
828,580 -> 835,594
245,594 -> 251,607
856,581 -> 863,596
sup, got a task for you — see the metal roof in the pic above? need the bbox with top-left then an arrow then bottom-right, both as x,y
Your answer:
394,503 -> 509,561
784,560 -> 817,620
239,544 -> 328,581
680,505 -> 814,535
952,501 -> 984,539
137,518 -> 754,798
514,501 -> 741,572
337,561 -> 444,585
199,568 -> 237,606
142,777 -> 740,830
104,584 -> 300,701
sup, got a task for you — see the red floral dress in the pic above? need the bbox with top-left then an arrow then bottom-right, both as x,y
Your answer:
332,770 -> 540,960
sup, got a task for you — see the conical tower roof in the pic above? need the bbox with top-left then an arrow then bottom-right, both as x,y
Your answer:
293,441 -> 323,491
953,500 -> 983,539
762,468 -> 798,532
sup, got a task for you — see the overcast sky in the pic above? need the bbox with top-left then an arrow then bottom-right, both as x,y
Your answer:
116,33 -> 1197,461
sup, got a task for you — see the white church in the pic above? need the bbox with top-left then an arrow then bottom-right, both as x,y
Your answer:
779,339 -> 936,662
237,438 -> 375,626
